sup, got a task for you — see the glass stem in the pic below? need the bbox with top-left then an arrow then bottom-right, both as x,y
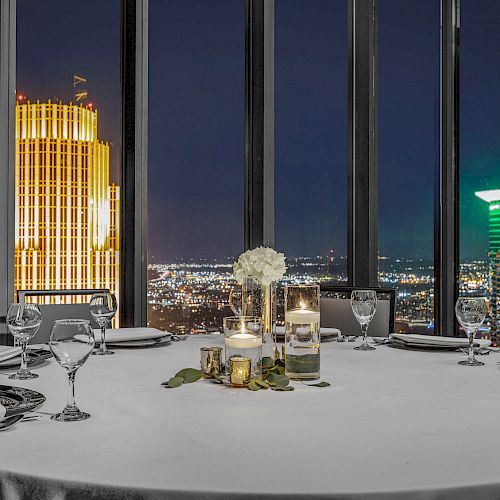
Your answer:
67,371 -> 76,408
468,330 -> 476,362
20,341 -> 28,372
361,324 -> 369,347
100,326 -> 107,353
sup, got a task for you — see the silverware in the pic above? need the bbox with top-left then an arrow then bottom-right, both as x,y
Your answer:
171,335 -> 188,342
0,414 -> 25,430
458,347 -> 491,356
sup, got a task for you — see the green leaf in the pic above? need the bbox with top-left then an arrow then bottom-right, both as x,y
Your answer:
248,378 -> 261,391
269,365 -> 285,375
305,381 -> 331,388
267,373 -> 289,387
261,356 -> 274,369
270,385 -> 294,391
175,368 -> 203,384
165,376 -> 184,388
211,376 -> 224,384
255,378 -> 270,389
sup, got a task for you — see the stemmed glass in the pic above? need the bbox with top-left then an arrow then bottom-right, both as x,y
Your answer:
351,290 -> 377,351
6,303 -> 42,379
49,319 -> 95,421
89,292 -> 117,356
455,297 -> 487,366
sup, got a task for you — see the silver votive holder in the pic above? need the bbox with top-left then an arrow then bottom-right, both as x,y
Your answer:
200,347 -> 223,376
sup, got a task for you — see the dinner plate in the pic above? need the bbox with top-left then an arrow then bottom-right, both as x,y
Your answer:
275,327 -> 340,342
0,385 -> 46,417
105,337 -> 172,348
0,352 -> 45,371
92,327 -> 171,344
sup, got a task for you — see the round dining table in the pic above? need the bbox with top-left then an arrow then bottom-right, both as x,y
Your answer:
1,334 -> 500,500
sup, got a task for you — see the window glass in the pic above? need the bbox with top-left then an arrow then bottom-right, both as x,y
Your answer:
275,0 -> 348,286
16,0 -> 121,309
378,0 -> 439,333
147,0 -> 245,334
460,0 -> 500,337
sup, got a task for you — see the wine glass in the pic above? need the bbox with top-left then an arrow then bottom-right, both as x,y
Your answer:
351,290 -> 377,351
455,297 -> 487,366
89,292 -> 117,356
49,319 -> 95,421
6,303 -> 42,379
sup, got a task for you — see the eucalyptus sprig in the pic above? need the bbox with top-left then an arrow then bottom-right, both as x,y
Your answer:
161,356 -> 330,391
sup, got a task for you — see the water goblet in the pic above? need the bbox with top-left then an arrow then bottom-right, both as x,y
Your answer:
49,319 -> 95,421
6,303 -> 42,379
455,297 -> 487,366
90,292 -> 117,356
351,290 -> 377,351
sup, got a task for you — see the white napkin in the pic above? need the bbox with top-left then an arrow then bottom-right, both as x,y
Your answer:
0,346 -> 22,363
0,403 -> 5,420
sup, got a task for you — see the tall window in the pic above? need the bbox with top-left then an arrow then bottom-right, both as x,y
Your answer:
147,0 -> 245,334
378,0 -> 439,333
275,0 -> 348,286
16,0 -> 121,306
460,0 -> 500,334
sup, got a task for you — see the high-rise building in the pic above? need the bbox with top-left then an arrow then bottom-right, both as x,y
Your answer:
476,189 -> 500,331
15,100 -> 120,305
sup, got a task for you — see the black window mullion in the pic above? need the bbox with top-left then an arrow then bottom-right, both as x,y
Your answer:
348,0 -> 379,287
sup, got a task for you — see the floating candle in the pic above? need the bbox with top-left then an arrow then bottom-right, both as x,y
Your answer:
225,332 -> 263,349
284,306 -> 320,325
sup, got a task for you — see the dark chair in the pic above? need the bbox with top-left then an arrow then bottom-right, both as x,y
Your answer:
17,289 -> 110,344
320,285 -> 397,337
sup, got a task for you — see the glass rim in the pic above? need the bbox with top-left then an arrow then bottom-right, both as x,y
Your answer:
53,318 -> 90,325
223,315 -> 262,322
284,283 -> 320,289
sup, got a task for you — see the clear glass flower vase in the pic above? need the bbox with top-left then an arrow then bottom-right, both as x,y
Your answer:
230,277 -> 277,360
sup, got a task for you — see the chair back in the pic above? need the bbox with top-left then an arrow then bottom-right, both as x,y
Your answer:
17,289 -> 110,344
320,286 -> 396,337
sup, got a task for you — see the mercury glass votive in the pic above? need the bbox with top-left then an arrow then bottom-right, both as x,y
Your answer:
224,316 -> 262,384
200,347 -> 223,376
284,284 -> 321,380
229,357 -> 251,387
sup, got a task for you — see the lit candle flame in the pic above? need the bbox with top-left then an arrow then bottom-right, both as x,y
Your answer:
300,301 -> 306,310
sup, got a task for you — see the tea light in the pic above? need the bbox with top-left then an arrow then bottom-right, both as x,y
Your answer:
225,332 -> 263,349
285,301 -> 321,324
229,357 -> 251,386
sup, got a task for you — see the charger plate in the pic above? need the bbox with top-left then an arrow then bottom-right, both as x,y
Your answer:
0,385 -> 46,417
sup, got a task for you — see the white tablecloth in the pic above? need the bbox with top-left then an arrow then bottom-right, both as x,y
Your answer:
1,335 -> 500,499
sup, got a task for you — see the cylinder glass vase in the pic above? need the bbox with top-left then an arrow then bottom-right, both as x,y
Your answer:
223,316 -> 262,385
230,277 -> 277,360
284,284 -> 321,380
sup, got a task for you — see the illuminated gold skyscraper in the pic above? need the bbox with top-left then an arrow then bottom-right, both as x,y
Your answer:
14,100 -> 120,304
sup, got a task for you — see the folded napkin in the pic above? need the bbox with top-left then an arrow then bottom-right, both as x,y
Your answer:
0,403 -> 5,420
0,346 -> 22,364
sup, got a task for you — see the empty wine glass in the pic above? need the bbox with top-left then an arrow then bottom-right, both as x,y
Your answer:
455,297 -> 487,366
6,303 -> 42,379
49,319 -> 95,421
89,292 -> 117,356
351,290 -> 377,351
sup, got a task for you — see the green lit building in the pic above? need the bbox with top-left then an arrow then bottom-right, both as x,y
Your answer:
476,189 -> 500,330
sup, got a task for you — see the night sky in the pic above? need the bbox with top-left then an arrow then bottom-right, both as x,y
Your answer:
17,0 -> 500,262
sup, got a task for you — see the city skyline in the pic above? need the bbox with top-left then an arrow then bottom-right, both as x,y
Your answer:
16,0 -> 500,261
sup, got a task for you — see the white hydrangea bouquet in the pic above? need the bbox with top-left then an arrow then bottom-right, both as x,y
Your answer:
232,247 -> 286,341
233,246 -> 286,286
